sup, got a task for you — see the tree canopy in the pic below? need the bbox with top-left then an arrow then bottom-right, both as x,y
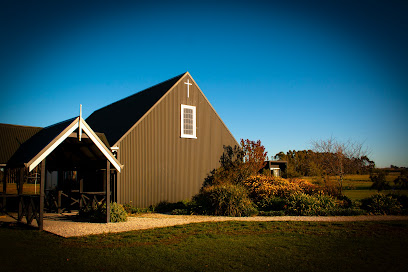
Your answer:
275,137 -> 373,194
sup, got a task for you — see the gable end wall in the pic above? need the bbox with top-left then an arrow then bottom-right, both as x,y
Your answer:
116,75 -> 238,207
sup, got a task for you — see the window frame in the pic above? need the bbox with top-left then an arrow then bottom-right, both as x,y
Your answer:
180,104 -> 197,139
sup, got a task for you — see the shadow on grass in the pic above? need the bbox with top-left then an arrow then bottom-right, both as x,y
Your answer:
0,221 -> 38,231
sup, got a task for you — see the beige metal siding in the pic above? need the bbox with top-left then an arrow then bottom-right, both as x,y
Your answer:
116,75 -> 238,207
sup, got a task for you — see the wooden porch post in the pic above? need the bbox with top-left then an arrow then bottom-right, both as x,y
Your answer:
106,160 -> 110,223
2,167 -> 6,193
18,167 -> 24,195
79,176 -> 83,209
17,167 -> 24,222
57,190 -> 62,213
1,167 -> 6,211
38,160 -> 45,230
57,171 -> 63,213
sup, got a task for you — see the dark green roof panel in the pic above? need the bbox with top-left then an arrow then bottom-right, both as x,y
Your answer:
0,124 -> 42,165
6,118 -> 76,167
86,73 -> 185,145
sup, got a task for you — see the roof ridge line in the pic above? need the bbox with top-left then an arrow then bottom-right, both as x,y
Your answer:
0,123 -> 43,129
112,72 -> 189,146
91,72 -> 187,114
43,117 -> 77,129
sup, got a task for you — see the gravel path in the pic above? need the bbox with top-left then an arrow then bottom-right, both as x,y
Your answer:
2,213 -> 408,238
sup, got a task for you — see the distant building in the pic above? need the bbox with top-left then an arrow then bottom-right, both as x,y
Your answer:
262,161 -> 288,177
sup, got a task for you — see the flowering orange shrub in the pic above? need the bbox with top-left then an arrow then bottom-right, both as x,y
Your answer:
242,175 -> 319,201
289,178 -> 320,195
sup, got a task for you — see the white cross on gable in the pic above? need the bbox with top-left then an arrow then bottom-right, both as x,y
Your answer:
184,79 -> 192,98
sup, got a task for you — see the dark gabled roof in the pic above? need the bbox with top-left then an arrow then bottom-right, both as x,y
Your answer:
0,123 -> 43,165
6,118 -> 76,167
6,117 -> 115,170
86,72 -> 186,145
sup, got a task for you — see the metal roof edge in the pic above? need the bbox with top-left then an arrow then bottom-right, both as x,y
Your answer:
88,72 -> 187,116
0,123 -> 43,129
113,72 -> 189,146
26,117 -> 80,171
81,119 -> 123,172
187,74 -> 240,147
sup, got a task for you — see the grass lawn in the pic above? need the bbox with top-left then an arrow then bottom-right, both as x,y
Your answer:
1,220 -> 408,272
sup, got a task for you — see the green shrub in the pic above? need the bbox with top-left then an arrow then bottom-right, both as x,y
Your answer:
150,200 -> 197,214
318,194 -> 337,207
285,193 -> 338,216
109,202 -> 128,222
361,194 -> 403,215
370,171 -> 390,191
123,202 -> 153,214
202,145 -> 252,187
193,184 -> 257,217
124,201 -> 164,214
394,173 -> 408,189
258,210 -> 286,216
257,207 -> 364,216
326,207 -> 366,216
256,196 -> 286,212
123,203 -> 133,214
153,201 -> 175,213
171,209 -> 189,215
133,207 -> 154,214
388,194 -> 408,214
336,195 -> 353,208
78,202 -> 128,222
78,203 -> 106,222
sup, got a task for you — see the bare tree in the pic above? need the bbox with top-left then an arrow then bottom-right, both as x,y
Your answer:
311,137 -> 369,195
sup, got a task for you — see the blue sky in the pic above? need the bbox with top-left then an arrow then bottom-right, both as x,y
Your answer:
1,0 -> 407,167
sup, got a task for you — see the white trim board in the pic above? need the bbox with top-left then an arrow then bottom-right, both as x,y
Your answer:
26,117 -> 123,172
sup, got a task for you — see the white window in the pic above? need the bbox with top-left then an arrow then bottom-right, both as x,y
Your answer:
181,104 -> 197,139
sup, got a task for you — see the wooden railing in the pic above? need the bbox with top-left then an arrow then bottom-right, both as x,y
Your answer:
18,195 -> 40,226
45,190 -> 107,213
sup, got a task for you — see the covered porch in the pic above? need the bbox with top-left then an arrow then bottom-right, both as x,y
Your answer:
1,116 -> 123,229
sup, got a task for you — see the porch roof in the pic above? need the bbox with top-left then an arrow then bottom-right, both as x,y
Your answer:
7,117 -> 123,172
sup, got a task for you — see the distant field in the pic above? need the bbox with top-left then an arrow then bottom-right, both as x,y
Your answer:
343,189 -> 408,201
302,174 -> 407,201
304,173 -> 399,183
302,175 -> 371,188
